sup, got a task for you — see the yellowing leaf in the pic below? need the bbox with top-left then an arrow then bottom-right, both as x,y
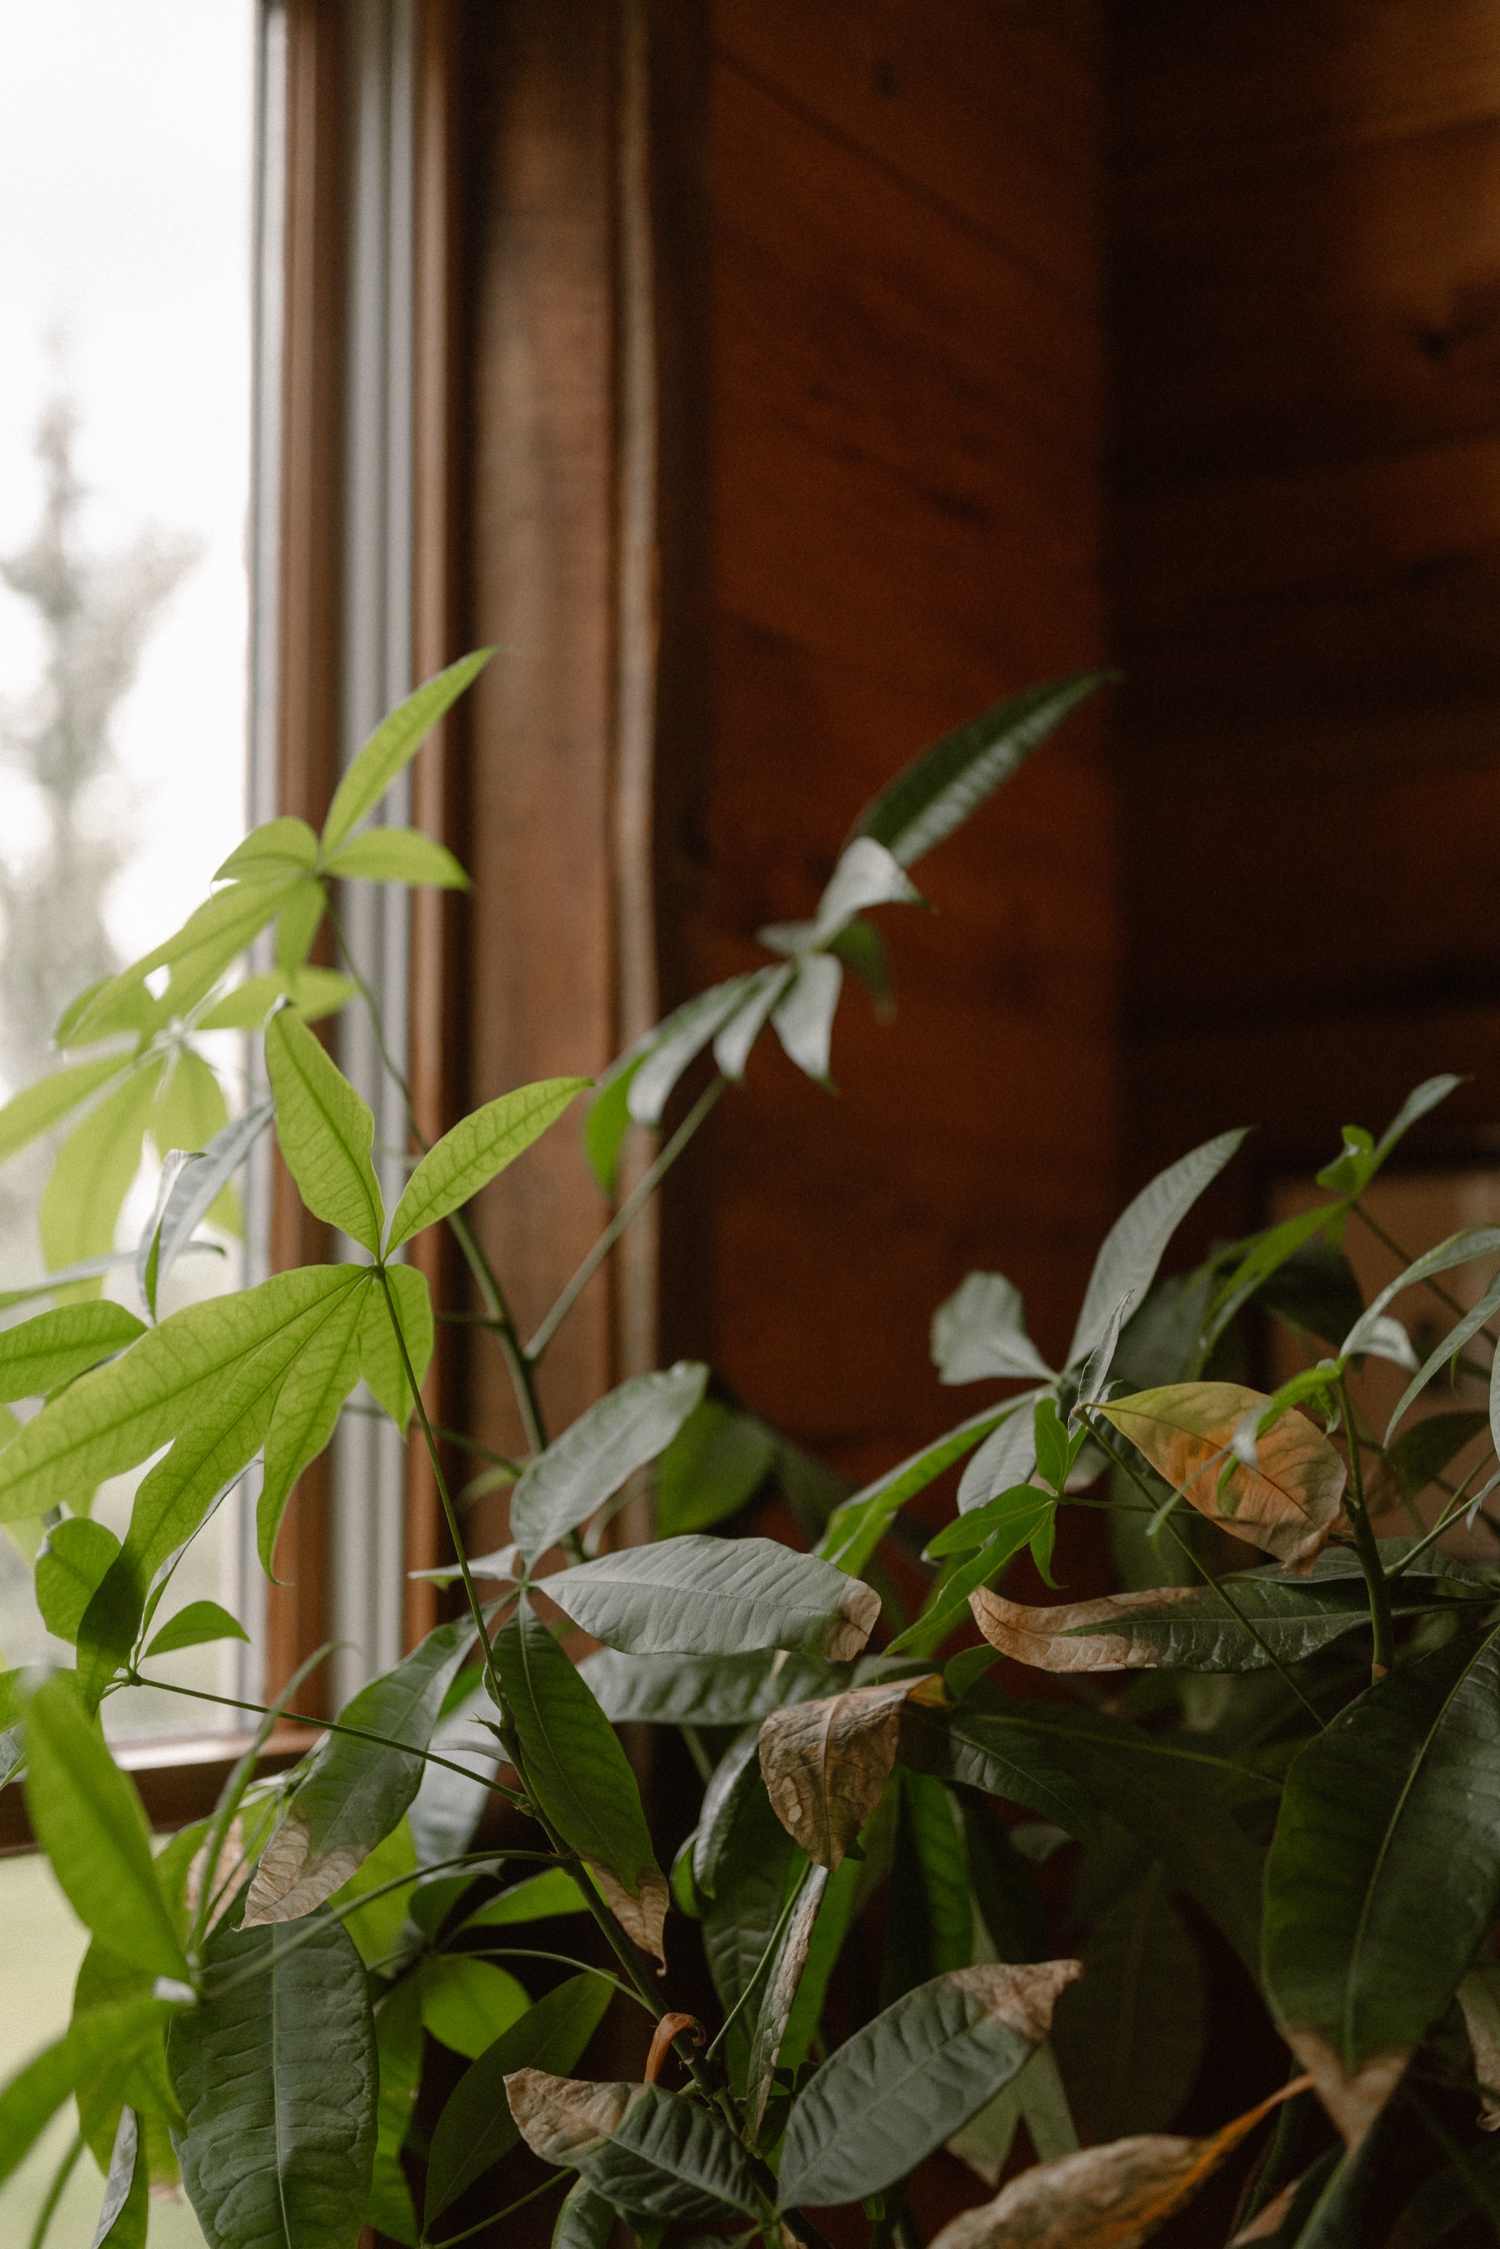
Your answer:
969,1586 -> 1206,1673
758,1675 -> 943,1871
1099,1382 -> 1345,1566
928,2075 -> 1312,2249
504,2071 -> 636,2167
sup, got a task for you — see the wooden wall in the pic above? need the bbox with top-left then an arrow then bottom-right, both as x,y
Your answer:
657,0 -> 1117,1485
1112,0 -> 1500,1216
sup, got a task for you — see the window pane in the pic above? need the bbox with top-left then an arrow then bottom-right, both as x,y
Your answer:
0,0 -> 257,1747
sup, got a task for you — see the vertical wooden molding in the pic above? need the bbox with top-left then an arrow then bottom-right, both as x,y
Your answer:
405,0 -> 471,1644
265,0 -> 347,1709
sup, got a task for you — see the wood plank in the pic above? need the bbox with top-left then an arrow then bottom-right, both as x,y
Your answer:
714,0 -> 1101,292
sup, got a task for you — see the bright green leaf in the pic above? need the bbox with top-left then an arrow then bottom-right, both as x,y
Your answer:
456,1867 -> 591,1933
36,1517 -> 121,1643
0,2000 -> 171,2190
0,1055 -> 131,1166
321,651 -> 493,858
265,1008 -> 383,1252
215,817 -> 319,881
257,1271 -> 370,1568
386,1075 -> 587,1251
0,1302 -> 145,1401
420,1956 -> 529,2058
323,826 -> 470,888
41,1063 -> 163,1275
143,1600 -> 249,1658
358,1262 -> 434,1427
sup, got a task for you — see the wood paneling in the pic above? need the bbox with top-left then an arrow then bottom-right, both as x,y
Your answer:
1112,0 -> 1500,1198
656,2 -> 1115,1471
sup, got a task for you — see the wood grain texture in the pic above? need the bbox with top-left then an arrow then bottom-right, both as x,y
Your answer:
1113,0 -> 1500,1205
654,1 -> 1116,1468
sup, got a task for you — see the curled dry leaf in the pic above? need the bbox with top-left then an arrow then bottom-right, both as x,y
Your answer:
644,2013 -> 705,2086
240,1814 -> 365,1928
928,2075 -> 1312,2249
1229,2178 -> 1303,2245
748,1865 -> 830,2131
1281,2026 -> 1408,2150
185,1816 -> 245,1935
758,1674 -> 942,1870
951,1959 -> 1083,2045
504,2068 -> 636,2166
1099,1383 -> 1345,1567
589,1861 -> 670,1970
1458,1969 -> 1500,2130
968,1586 -> 1206,1674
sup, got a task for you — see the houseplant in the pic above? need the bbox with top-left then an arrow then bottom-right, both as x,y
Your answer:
0,654 -> 1497,2249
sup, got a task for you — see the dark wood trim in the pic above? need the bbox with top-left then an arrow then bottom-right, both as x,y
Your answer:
0,1729 -> 307,1854
265,0 -> 348,1712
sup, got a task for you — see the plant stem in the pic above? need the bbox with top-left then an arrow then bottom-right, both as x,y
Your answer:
1334,1372 -> 1394,1680
421,2168 -> 565,2247
1386,1451 -> 1497,1577
703,1872 -> 806,2063
525,1073 -> 727,1362
1351,1201 -> 1499,1354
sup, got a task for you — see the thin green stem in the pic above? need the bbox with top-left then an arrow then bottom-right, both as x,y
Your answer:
1351,1201 -> 1499,1354
1387,1451 -> 1498,1578
526,1074 -> 727,1362
27,2132 -> 83,2249
436,1945 -> 652,2009
422,2171 -> 566,2249
1334,1372 -> 1394,1680
703,1870 -> 806,2063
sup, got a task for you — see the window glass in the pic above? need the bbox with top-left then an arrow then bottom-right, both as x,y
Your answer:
0,0 -> 257,1762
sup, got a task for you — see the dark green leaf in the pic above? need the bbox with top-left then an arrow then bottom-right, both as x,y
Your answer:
321,651 -> 493,856
425,1974 -> 613,2225
1051,1862 -> 1206,2138
1389,1411 -> 1492,1502
143,1600 -> 249,1658
655,1401 -> 776,1536
851,673 -> 1112,869
1255,1237 -> 1366,1351
36,1517 -> 121,1643
553,2179 -> 619,2249
1264,1621 -> 1500,2115
822,1405 -> 1013,1573
1386,1276 -> 1500,1440
881,1773 -> 972,2003
386,1076 -> 588,1251
577,1647 -> 836,1726
0,2000 -> 171,2188
777,1961 -> 1076,2208
899,1705 -> 1100,1845
265,1008 -> 384,1252
545,1535 -> 879,1659
508,2075 -> 761,2224
1069,1131 -> 1247,1367
692,1727 -> 765,1898
25,1676 -> 186,1978
90,2106 -> 148,2249
322,826 -> 470,887
510,1363 -> 708,1562
169,1912 -> 377,2249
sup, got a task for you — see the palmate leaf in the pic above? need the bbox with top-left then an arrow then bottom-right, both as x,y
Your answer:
265,1008 -> 384,1252
899,1705 -> 1099,1845
24,1677 -> 187,1981
244,1612 -> 477,1925
1068,1131 -> 1247,1368
424,1974 -> 613,2227
256,1271 -> 369,1567
321,826 -> 470,887
777,1961 -> 1079,2209
386,1075 -> 587,1250
320,649 -> 493,858
822,1403 -> 1015,1571
71,878 -> 306,1047
1263,1620 -> 1500,2144
506,2073 -> 761,2225
0,1301 -> 145,1399
933,1271 -> 1055,1385
545,1535 -> 880,1659
169,1912 -> 377,2249
509,1362 -> 708,1561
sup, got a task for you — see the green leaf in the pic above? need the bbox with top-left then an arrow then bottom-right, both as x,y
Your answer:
1204,1206 -> 1343,1356
628,976 -> 763,1128
829,915 -> 893,1012
1263,1621 -> 1500,2103
510,1362 -> 708,1561
35,1517 -> 121,1642
322,825 -> 471,887
1317,1074 -> 1463,1196
74,879 -> 302,1044
24,1676 -> 187,1978
136,1098 -> 274,1315
956,1395 -> 1048,1513
545,1534 -> 880,1658
91,2106 -> 149,2249
386,1075 -> 588,1250
932,1271 -> 1054,1385
760,837 -> 924,958
0,1999 -> 171,2189
215,816 -> 320,880
265,1008 -> 384,1252
553,2179 -> 619,2249
655,1401 -> 777,1536
198,967 -> 357,1030
771,955 -> 843,1085
425,1974 -> 613,2224
1386,1274 -> 1500,1441
777,1960 -> 1075,2208
321,651 -> 493,857
256,1270 -> 371,1568
1068,1130 -> 1247,1367
358,1262 -> 434,1427
154,1047 -> 230,1163
820,1405 -> 1016,1573
578,1647 -> 835,1726
41,1063 -> 163,1273
169,1912 -> 377,2249
144,1600 -> 249,1658
584,1048 -> 648,1193
899,1705 -> 1099,1845
1340,1226 -> 1500,1359
493,1603 -> 663,1929
457,1868 -> 590,1932
712,964 -> 795,1081
1051,1862 -> 1206,2138
852,672 -> 1112,868
244,1612 -> 477,1924
509,2076 -> 760,2224
420,1956 -> 529,2058
0,1054 -> 131,1164
883,1774 -> 974,1998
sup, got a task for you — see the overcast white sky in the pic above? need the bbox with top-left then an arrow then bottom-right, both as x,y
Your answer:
0,0 -> 253,962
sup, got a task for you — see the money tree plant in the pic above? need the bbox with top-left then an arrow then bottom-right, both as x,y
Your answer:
1,654 -> 1499,2249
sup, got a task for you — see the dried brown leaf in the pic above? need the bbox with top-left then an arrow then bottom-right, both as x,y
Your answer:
928,2076 -> 1312,2249
503,2068 -> 636,2166
758,1675 -> 939,1869
748,1865 -> 830,2131
828,1575 -> 883,1661
1100,1383 -> 1345,1567
968,1586 -> 1208,1674
1283,2026 -> 1408,2149
240,1814 -> 365,1928
644,2012 -> 705,2086
589,1860 -> 669,1970
952,1960 -> 1082,2043
1458,1968 -> 1500,2130
1229,2178 -> 1303,2245
185,1816 -> 244,1935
